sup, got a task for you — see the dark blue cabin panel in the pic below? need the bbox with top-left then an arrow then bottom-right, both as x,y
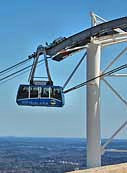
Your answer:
16,84 -> 64,107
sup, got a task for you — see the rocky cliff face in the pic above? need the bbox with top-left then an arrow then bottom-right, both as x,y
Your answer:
66,162 -> 127,173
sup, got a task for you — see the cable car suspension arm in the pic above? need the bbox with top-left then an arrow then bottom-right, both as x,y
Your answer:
64,63 -> 127,94
28,52 -> 40,84
44,48 -> 53,85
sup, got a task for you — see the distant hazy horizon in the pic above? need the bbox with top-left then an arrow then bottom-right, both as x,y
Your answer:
0,0 -> 127,139
0,136 -> 126,141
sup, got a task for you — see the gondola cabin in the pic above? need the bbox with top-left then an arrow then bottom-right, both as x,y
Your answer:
16,84 -> 64,107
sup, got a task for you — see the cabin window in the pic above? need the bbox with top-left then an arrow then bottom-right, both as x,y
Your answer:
52,88 -> 62,100
30,86 -> 38,98
18,86 -> 29,99
41,87 -> 49,98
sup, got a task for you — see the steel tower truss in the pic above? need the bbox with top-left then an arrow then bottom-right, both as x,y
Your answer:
29,12 -> 127,168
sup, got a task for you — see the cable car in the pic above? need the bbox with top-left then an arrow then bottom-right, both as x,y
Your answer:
16,45 -> 65,107
16,84 -> 64,107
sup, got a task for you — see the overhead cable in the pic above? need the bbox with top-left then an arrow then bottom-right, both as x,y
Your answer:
0,58 -> 46,83
0,58 -> 31,76
0,59 -> 50,85
64,64 -> 127,94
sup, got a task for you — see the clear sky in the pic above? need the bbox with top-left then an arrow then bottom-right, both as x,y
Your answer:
0,0 -> 127,139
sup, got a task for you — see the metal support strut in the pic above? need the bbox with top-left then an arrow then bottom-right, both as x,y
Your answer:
28,52 -> 40,84
44,48 -> 53,85
86,43 -> 101,168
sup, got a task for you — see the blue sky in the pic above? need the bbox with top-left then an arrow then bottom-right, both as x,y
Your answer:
0,0 -> 127,139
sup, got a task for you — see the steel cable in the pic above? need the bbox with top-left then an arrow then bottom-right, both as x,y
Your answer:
64,64 -> 127,94
0,58 -> 31,76
0,58 -> 46,83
